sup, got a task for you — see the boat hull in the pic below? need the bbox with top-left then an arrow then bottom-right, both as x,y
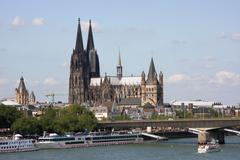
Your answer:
0,147 -> 38,153
0,139 -> 38,153
198,143 -> 221,153
37,138 -> 143,149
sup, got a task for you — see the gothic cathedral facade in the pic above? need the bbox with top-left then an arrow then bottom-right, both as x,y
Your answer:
69,19 -> 163,107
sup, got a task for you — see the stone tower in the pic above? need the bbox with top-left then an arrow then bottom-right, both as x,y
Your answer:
29,91 -> 36,104
117,52 -> 122,80
141,58 -> 163,106
159,71 -> 164,106
15,76 -> 29,105
69,18 -> 90,105
141,71 -> 146,104
87,20 -> 100,78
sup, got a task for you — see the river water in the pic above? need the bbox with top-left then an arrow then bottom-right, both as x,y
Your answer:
1,136 -> 240,160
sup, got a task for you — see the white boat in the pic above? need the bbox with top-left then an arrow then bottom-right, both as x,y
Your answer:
198,140 -> 220,153
0,134 -> 38,153
37,132 -> 143,149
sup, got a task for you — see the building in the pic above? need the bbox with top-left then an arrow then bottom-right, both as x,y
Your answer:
90,106 -> 111,121
15,77 -> 29,105
15,76 -> 36,105
69,19 -> 164,108
69,19 -> 99,105
29,91 -> 36,104
171,100 -> 222,109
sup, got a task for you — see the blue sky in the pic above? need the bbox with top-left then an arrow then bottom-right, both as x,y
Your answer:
0,0 -> 240,104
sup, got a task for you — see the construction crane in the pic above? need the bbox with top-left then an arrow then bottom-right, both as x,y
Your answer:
45,93 -> 67,104
45,93 -> 55,104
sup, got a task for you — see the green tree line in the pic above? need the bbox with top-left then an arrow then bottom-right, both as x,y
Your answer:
0,104 -> 97,135
0,104 -> 22,128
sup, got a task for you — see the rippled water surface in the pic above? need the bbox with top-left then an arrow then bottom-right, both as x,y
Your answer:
1,136 -> 240,160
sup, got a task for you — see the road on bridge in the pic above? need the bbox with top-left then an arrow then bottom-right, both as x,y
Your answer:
98,119 -> 240,129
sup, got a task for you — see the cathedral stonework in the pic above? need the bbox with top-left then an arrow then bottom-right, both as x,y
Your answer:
69,19 -> 163,107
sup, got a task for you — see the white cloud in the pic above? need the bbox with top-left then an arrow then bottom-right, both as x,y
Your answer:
209,70 -> 240,86
217,32 -> 227,39
43,77 -> 58,85
11,16 -> 25,27
231,32 -> 240,41
32,17 -> 47,26
0,78 -> 8,86
61,62 -> 69,68
81,20 -> 100,32
167,74 -> 190,84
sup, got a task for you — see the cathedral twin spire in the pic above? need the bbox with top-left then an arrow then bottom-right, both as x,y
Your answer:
75,18 -> 84,52
69,18 -> 100,104
86,20 -> 95,52
75,18 -> 95,53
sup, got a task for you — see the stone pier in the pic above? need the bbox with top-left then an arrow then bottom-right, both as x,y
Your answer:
198,130 -> 225,144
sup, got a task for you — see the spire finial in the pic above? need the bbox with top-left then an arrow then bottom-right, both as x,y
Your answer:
118,49 -> 122,66
75,18 -> 84,51
86,19 -> 95,51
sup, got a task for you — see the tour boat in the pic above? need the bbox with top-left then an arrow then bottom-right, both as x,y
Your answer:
198,140 -> 220,153
0,134 -> 38,153
37,132 -> 143,149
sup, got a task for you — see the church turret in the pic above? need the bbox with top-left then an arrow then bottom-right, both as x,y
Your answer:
159,71 -> 164,105
141,71 -> 145,85
15,76 -> 29,105
29,91 -> 36,104
141,58 -> 161,107
159,71 -> 163,86
146,58 -> 158,84
141,71 -> 146,105
87,19 -> 100,78
117,51 -> 123,80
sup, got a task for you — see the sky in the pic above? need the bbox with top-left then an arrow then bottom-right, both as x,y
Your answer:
0,0 -> 240,105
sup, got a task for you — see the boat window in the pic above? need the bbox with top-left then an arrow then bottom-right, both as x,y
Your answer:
86,137 -> 91,140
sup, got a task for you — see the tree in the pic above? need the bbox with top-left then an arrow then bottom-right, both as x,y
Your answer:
113,115 -> 131,121
39,108 -> 59,132
11,117 -> 42,135
0,104 -> 23,128
39,105 -> 97,134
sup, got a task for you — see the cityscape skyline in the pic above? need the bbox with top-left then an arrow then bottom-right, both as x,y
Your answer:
0,0 -> 240,104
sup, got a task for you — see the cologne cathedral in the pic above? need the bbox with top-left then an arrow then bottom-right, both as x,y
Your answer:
69,19 -> 163,107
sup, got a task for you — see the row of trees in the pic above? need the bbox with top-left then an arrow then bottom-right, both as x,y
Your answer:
0,104 -> 22,128
0,104 -> 97,135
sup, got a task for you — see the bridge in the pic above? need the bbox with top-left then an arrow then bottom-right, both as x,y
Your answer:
98,119 -> 240,144
98,119 -> 240,129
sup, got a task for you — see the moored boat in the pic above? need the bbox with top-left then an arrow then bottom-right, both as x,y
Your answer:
0,134 -> 38,153
37,132 -> 143,149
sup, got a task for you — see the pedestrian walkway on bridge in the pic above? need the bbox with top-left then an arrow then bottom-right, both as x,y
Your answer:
141,132 -> 167,140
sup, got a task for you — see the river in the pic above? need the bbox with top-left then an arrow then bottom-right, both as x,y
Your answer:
1,136 -> 240,160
